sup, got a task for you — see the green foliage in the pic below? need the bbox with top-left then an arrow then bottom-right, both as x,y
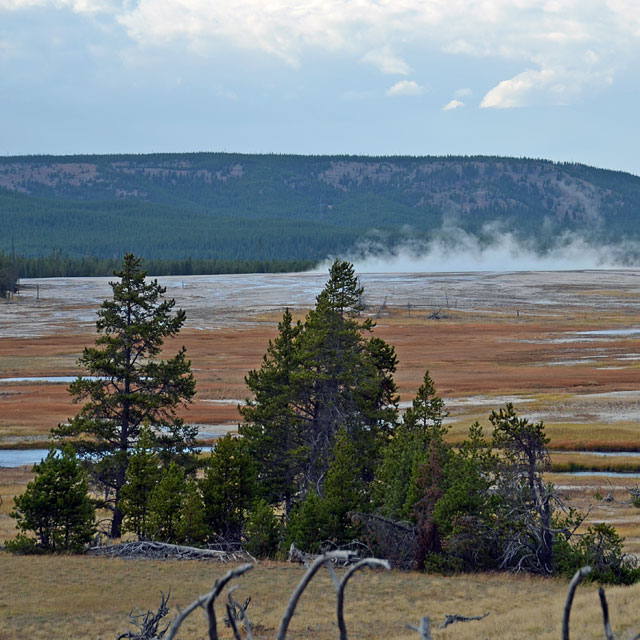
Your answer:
316,428 -> 366,545
243,499 -> 283,558
240,310 -> 306,516
146,462 -> 189,543
200,435 -> 256,543
241,260 -> 398,519
52,254 -> 197,538
176,479 -> 208,546
373,371 -> 447,521
3,153 -> 640,265
119,427 -> 162,540
554,523 -> 640,585
9,446 -> 96,553
284,489 -> 330,553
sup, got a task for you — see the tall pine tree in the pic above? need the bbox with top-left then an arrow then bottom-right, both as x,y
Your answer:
241,260 -> 398,517
53,253 -> 197,538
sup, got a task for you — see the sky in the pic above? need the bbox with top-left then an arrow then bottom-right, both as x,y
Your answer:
2,0 -> 640,176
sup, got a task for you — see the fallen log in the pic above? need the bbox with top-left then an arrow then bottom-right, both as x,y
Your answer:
88,541 -> 254,563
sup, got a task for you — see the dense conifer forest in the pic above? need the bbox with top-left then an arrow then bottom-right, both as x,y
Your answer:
1,153 -> 640,274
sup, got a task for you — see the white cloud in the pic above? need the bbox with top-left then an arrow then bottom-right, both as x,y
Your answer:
361,46 -> 410,75
385,80 -> 424,97
3,0 -> 640,106
454,87 -> 472,98
442,99 -> 464,110
479,65 -> 612,108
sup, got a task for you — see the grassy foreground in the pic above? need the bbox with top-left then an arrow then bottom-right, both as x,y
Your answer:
1,554 -> 640,639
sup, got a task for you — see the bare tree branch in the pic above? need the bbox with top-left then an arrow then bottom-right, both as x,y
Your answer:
277,550 -> 357,640
598,586 -> 615,640
165,563 -> 253,640
336,559 -> 391,640
407,617 -> 431,640
562,566 -> 592,640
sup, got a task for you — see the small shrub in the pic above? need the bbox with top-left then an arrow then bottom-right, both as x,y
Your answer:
244,499 -> 282,558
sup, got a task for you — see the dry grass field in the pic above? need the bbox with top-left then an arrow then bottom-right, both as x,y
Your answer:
1,270 -> 640,638
1,554 -> 639,640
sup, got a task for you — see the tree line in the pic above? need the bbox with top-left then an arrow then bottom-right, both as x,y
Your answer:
6,255 -> 639,584
0,251 -> 316,279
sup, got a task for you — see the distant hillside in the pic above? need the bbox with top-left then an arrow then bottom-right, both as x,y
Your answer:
1,153 -> 639,263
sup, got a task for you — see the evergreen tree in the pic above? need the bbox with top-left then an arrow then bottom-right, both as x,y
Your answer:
241,260 -> 398,514
285,489 -> 329,553
243,499 -> 283,558
200,435 -> 256,543
373,371 -> 447,520
176,479 -> 207,545
316,427 -> 366,545
52,253 -> 197,538
146,462 -> 187,543
119,427 -> 161,540
9,446 -> 95,553
240,309 -> 305,516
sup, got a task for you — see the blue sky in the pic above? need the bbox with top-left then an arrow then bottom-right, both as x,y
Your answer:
2,0 -> 640,175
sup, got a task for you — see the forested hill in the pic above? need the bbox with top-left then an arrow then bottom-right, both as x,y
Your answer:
2,153 -> 640,263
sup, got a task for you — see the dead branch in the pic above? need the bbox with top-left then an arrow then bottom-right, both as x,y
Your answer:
349,511 -> 416,569
407,617 -> 431,640
336,559 -> 391,640
598,586 -> 614,640
117,591 -> 171,640
288,542 -> 364,568
165,563 -> 253,640
439,612 -> 489,629
562,566 -> 592,640
277,550 -> 357,640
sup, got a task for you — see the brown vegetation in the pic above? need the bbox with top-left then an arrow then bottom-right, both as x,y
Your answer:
2,554 -> 640,639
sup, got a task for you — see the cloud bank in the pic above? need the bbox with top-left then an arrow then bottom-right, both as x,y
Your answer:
2,0 -> 639,108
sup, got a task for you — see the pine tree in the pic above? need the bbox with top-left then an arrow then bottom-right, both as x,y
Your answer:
241,260 -> 398,514
200,435 -> 256,543
240,309 -> 305,516
146,462 -> 187,543
317,427 -> 365,545
373,370 -> 447,520
243,499 -> 283,558
52,253 -> 197,538
10,446 -> 95,553
176,479 -> 207,545
119,427 -> 161,540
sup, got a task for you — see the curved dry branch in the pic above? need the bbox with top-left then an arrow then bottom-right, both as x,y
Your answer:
336,558 -> 391,640
562,566 -> 592,640
598,586 -> 615,640
277,550 -> 357,640
165,563 -> 253,640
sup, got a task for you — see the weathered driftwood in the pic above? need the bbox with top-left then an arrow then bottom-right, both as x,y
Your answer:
562,566 -> 592,640
89,541 -> 253,562
336,558 -> 391,640
287,542 -> 364,568
277,550 -> 357,639
123,551 -> 390,640
117,591 -> 171,640
407,617 -> 431,640
439,612 -> 489,629
166,563 -> 253,640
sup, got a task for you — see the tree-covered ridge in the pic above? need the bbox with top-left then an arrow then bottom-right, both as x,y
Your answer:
2,152 -> 640,263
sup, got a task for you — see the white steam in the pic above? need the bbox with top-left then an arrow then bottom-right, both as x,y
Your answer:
317,227 -> 640,273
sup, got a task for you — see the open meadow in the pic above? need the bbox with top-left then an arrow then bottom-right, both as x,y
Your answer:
1,268 -> 640,637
